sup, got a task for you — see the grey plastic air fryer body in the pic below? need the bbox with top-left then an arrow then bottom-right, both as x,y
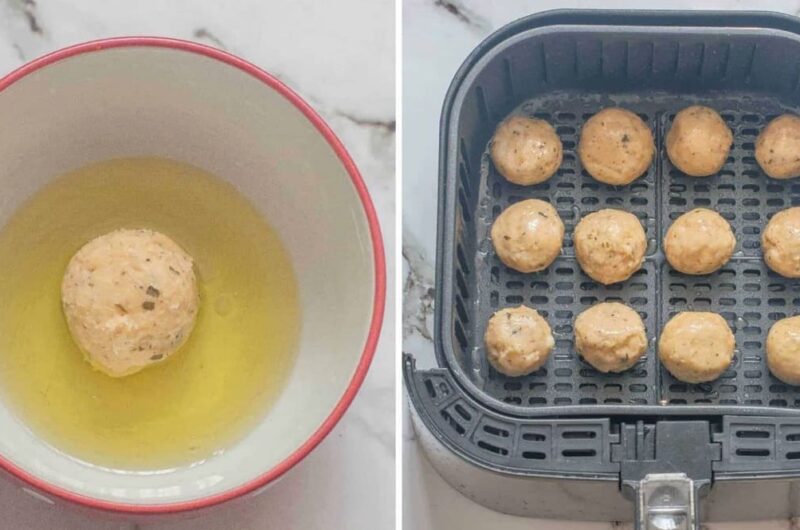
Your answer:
405,10 -> 800,528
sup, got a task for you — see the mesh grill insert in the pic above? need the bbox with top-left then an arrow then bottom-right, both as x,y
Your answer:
453,92 -> 800,410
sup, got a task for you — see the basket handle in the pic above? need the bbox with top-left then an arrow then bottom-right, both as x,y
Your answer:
633,473 -> 700,530
617,421 -> 717,530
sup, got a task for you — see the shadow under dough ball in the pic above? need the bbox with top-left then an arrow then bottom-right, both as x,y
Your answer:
490,199 -> 564,273
573,208 -> 646,285
755,114 -> 800,179
490,115 -> 563,186
664,208 -> 736,275
767,316 -> 800,386
666,105 -> 733,177
578,107 -> 655,185
763,206 -> 800,278
484,305 -> 554,377
658,311 -> 735,384
574,302 -> 647,373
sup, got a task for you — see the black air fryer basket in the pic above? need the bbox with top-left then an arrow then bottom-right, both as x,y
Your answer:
405,10 -> 800,529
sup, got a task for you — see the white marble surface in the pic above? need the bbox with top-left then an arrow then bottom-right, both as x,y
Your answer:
402,1 -> 800,529
0,1 -> 395,529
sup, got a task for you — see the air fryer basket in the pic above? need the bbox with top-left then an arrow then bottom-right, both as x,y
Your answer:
405,10 -> 800,528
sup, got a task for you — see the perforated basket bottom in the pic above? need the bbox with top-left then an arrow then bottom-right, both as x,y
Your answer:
462,91 -> 800,410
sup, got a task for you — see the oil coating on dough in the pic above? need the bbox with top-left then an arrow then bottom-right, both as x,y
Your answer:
61,228 -> 199,377
484,306 -> 554,377
664,208 -> 736,275
658,311 -> 735,384
666,105 -> 733,177
578,107 -> 655,185
490,116 -> 563,186
573,209 -> 647,285
574,302 -> 647,373
763,207 -> 800,278
490,199 -> 564,273
767,316 -> 800,385
755,114 -> 800,179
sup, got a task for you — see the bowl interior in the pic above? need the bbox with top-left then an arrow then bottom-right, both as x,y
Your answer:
0,44 -> 376,505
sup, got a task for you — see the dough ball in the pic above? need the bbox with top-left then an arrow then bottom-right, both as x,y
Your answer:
62,228 -> 199,377
756,114 -> 800,179
574,209 -> 647,285
490,116 -> 563,185
658,312 -> 735,384
666,105 -> 733,177
578,107 -> 655,185
763,207 -> 800,278
767,316 -> 800,385
664,208 -> 736,275
484,306 -> 554,377
491,199 -> 564,273
574,302 -> 647,373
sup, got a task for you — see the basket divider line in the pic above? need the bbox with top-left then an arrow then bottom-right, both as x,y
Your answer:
655,109 -> 665,405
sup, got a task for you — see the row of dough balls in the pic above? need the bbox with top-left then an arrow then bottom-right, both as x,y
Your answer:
491,106 -> 800,186
492,200 -> 800,282
484,304 -> 800,387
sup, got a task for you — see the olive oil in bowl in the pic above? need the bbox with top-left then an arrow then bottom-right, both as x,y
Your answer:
0,157 -> 300,470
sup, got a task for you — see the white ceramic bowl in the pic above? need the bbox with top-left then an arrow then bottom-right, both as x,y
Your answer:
0,38 -> 384,514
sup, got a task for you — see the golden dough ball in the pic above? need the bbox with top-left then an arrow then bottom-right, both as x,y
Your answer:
666,105 -> 732,177
578,107 -> 654,185
484,306 -> 554,377
763,207 -> 800,278
658,312 -> 735,384
574,302 -> 647,373
573,209 -> 647,285
767,316 -> 800,386
490,116 -> 563,185
664,208 -> 736,275
756,114 -> 800,179
61,229 -> 199,378
490,199 -> 564,273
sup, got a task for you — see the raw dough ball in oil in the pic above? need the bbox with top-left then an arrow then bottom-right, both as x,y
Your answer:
574,302 -> 647,373
664,208 -> 736,275
490,116 -> 563,186
658,312 -> 735,384
484,306 -> 554,377
574,209 -> 647,285
61,228 -> 199,377
578,107 -> 655,185
756,114 -> 800,179
666,105 -> 733,177
491,199 -> 564,273
767,316 -> 800,385
763,207 -> 800,278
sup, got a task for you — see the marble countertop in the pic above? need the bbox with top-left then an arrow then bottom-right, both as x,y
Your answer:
402,0 -> 800,529
0,1 -> 394,529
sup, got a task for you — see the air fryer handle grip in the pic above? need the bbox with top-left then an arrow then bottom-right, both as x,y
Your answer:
632,473 -> 700,530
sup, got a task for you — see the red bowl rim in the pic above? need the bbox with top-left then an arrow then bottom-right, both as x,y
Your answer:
0,36 -> 386,514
